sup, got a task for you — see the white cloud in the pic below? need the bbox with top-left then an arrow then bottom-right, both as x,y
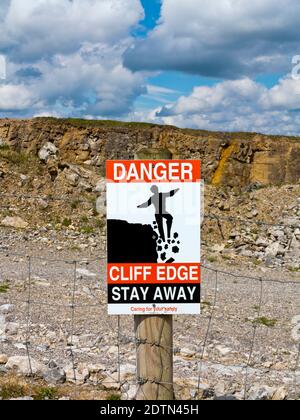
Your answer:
30,44 -> 146,116
155,77 -> 300,135
1,0 -> 300,135
147,85 -> 179,95
124,0 -> 300,78
0,0 -> 145,117
0,83 -> 39,110
1,0 -> 144,61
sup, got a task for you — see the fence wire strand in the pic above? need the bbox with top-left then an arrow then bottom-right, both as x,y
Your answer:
243,278 -> 264,400
197,270 -> 218,398
0,252 -> 298,400
1,191 -> 299,229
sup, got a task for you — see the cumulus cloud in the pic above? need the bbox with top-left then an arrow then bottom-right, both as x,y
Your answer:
0,83 -> 39,111
0,0 -> 145,117
124,0 -> 300,78
0,0 -> 144,61
154,77 -> 300,135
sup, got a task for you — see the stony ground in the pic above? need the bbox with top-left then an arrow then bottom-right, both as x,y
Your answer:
0,232 -> 299,401
0,144 -> 300,399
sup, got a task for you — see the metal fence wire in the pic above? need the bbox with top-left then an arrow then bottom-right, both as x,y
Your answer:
0,190 -> 299,229
0,250 -> 299,400
0,191 -> 299,400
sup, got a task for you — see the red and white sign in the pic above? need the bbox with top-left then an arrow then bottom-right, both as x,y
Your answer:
106,160 -> 201,315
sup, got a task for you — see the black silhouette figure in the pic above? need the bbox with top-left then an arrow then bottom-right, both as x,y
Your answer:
138,186 -> 179,241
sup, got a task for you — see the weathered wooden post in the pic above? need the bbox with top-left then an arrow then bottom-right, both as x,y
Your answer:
135,149 -> 174,401
135,314 -> 173,400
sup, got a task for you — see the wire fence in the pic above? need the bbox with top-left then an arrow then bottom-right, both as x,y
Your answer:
0,191 -> 299,400
0,249 -> 299,400
0,190 -> 299,229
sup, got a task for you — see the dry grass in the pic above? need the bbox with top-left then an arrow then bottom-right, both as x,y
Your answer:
0,374 -> 115,400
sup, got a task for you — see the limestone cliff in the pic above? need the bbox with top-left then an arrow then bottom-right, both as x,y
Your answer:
1,117 -> 300,188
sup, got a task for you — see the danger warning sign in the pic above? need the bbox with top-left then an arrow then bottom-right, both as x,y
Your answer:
106,160 -> 201,315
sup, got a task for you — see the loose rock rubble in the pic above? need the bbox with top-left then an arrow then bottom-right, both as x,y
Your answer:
0,121 -> 300,400
223,197 -> 300,269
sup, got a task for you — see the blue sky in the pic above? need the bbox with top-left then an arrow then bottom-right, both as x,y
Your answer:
139,0 -> 162,33
0,0 -> 300,134
136,0 -> 224,111
135,1 -> 286,113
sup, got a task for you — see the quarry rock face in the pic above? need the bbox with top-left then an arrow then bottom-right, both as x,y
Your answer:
1,118 -> 300,188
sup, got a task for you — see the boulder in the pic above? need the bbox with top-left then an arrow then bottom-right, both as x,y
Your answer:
0,315 -> 6,334
1,216 -> 28,229
0,354 -> 8,364
65,363 -> 89,385
248,385 -> 276,400
265,242 -> 280,258
5,322 -> 19,336
43,367 -> 66,385
95,179 -> 106,194
38,142 -> 58,162
0,304 -> 14,315
6,356 -> 46,377
272,387 -> 288,401
96,196 -> 106,217
65,170 -> 80,187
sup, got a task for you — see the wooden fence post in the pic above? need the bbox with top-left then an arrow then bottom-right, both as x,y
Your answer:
135,315 -> 174,400
134,149 -> 174,401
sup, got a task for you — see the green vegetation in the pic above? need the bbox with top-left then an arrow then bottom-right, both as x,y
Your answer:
62,218 -> 72,228
80,225 -> 95,235
0,144 -> 10,151
80,216 -> 89,224
207,255 -> 217,263
201,301 -> 212,308
34,117 -> 164,130
33,387 -> 58,401
222,254 -> 231,261
0,148 -> 29,165
70,245 -> 81,252
0,383 -> 26,399
95,219 -> 106,230
0,146 -> 39,174
253,317 -> 277,328
71,200 -> 80,210
253,258 -> 262,266
106,393 -> 121,401
0,283 -> 9,293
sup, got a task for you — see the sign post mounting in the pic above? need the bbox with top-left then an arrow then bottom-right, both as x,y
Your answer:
106,160 -> 201,316
106,159 -> 201,400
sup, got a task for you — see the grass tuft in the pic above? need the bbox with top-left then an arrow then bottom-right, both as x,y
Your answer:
0,283 -> 10,293
0,383 -> 26,399
33,387 -> 58,401
253,317 -> 277,328
106,393 -> 121,401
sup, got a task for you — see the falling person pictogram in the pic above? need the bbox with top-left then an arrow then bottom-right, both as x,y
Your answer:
137,185 -> 180,242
